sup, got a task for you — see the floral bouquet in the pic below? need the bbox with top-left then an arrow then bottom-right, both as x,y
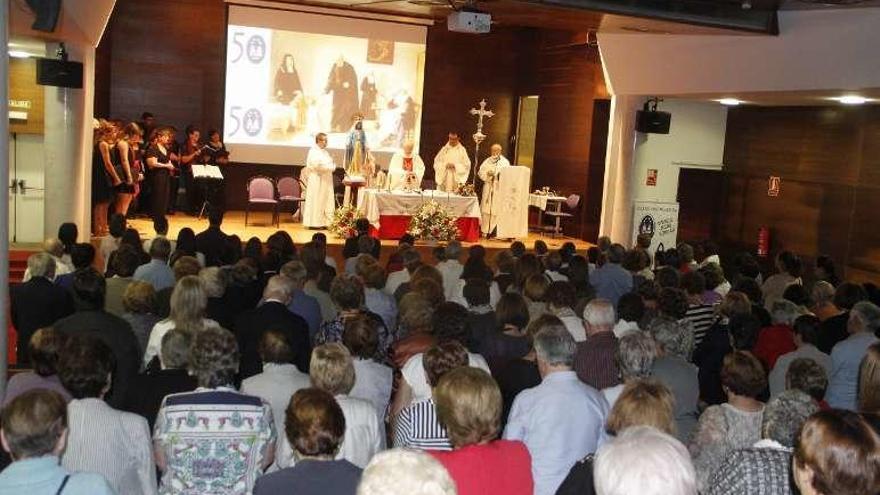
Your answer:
407,200 -> 460,241
329,205 -> 363,239
532,186 -> 559,196
454,182 -> 476,197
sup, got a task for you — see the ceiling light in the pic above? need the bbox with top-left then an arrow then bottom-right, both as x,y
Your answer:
717,98 -> 742,106
833,95 -> 868,105
8,50 -> 32,59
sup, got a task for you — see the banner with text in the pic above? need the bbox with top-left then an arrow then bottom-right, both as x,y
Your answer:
631,200 -> 680,264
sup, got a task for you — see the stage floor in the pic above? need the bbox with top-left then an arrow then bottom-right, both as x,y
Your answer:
126,210 -> 593,253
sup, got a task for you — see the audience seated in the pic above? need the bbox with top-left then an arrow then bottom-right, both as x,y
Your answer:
142,215 -> 175,254
601,331 -> 657,408
826,301 -> 880,410
769,314 -> 831,397
689,350 -> 767,491
22,239 -> 73,283
648,316 -> 699,443
754,300 -> 800,370
681,271 -> 717,346
594,426 -> 697,495
494,315 -> 555,425
199,265 -> 236,330
344,236 -> 379,276
395,264 -> 444,303
503,323 -> 609,495
253,388 -> 362,495
613,292 -> 643,337
234,275 -> 311,379
479,293 -> 531,373
384,249 -> 421,297
0,390 -> 115,494
523,274 -> 550,324
707,389 -> 818,495
574,299 -> 620,389
10,253 -> 74,366
590,244 -> 633,308
53,242 -> 95,290
242,329 -> 311,470
300,242 -> 339,323
818,282 -> 867,353
144,275 -> 220,367
2,328 -> 71,405
792,410 -> 880,495
431,367 -> 533,495
280,261 -> 324,339
132,238 -> 175,291
356,449 -> 457,495
343,316 -> 393,424
155,255 -> 201,318
785,357 -> 829,408
99,214 -> 126,273
358,260 -> 398,332
694,292 -> 752,405
761,251 -> 802,312
124,329 -> 197,430
315,273 -> 390,361
436,242 -> 464,301
393,341 -> 468,450
308,343 -> 382,468
194,209 -> 230,267
462,278 -> 495,351
546,281 -> 585,342
58,335 -> 156,495
53,269 -> 140,408
168,227 -> 205,267
104,245 -> 140,316
859,342 -> 880,413
154,326 -> 275,493
389,294 -> 436,372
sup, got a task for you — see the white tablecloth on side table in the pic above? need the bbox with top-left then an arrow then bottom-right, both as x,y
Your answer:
528,194 -> 568,211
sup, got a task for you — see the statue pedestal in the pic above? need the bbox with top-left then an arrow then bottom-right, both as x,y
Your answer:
343,176 -> 367,206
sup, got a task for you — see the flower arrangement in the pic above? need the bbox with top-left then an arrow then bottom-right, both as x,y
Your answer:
532,186 -> 560,196
329,205 -> 363,239
454,182 -> 476,197
407,200 -> 460,241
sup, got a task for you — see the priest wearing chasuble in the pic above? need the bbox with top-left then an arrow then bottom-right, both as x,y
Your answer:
477,143 -> 511,234
432,132 -> 471,192
388,140 -> 425,191
302,133 -> 337,228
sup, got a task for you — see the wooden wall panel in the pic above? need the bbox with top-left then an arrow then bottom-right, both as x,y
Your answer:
9,58 -> 45,135
719,105 -> 880,282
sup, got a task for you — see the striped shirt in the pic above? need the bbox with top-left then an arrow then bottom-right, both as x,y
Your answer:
684,304 -> 717,347
393,398 -> 452,451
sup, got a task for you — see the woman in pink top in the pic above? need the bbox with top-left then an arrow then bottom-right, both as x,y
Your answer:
430,367 -> 533,495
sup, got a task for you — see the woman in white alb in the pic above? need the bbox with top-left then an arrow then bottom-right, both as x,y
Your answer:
302,132 -> 337,228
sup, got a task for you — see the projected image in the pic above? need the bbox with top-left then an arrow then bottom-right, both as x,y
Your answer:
224,17 -> 426,165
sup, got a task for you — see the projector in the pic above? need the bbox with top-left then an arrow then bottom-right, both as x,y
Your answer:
447,10 -> 491,34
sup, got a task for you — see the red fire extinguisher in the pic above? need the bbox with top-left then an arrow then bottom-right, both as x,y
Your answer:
757,226 -> 770,258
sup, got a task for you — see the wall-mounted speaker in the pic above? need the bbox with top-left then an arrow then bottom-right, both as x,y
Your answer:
25,0 -> 62,32
36,58 -> 83,88
636,110 -> 672,134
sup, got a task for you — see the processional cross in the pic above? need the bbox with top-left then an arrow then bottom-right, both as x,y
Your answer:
469,99 -> 494,185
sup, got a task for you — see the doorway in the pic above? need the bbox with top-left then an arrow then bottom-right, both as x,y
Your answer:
8,133 -> 46,244
676,167 -> 724,243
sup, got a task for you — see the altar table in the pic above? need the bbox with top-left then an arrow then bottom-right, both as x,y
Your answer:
357,189 -> 482,241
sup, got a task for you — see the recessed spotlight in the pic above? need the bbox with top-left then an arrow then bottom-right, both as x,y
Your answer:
8,50 -> 31,59
832,95 -> 869,105
717,98 -> 742,106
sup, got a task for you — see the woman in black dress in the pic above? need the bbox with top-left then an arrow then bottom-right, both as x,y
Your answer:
114,122 -> 142,217
92,121 -> 122,236
144,127 -> 175,221
274,54 -> 303,104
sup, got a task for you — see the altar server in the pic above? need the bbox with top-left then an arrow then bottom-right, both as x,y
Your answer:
432,132 -> 471,192
478,143 -> 512,234
302,133 -> 337,228
388,140 -> 425,191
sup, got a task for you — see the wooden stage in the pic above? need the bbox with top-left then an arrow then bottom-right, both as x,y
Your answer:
126,210 -> 594,266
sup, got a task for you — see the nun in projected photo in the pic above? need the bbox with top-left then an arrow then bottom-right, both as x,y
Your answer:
325,55 -> 359,132
274,54 -> 306,133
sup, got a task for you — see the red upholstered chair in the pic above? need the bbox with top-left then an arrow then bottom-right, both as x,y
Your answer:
543,194 -> 580,238
246,176 -> 279,227
277,176 -> 305,220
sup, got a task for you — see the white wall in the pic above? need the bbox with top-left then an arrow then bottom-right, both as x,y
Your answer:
630,99 -> 727,203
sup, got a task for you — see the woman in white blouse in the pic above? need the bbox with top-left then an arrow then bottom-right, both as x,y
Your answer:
59,334 -> 157,495
143,275 -> 219,366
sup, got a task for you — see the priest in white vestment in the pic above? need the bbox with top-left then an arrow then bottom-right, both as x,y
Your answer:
302,133 -> 337,228
388,140 -> 425,191
432,132 -> 471,192
477,143 -> 512,234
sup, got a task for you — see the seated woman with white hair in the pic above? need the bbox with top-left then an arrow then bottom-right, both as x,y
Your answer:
357,449 -> 456,495
826,301 -> 880,410
593,426 -> 697,495
706,389 -> 819,495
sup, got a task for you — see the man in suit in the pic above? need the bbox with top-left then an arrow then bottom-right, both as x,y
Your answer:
195,208 -> 230,267
53,268 -> 142,409
10,253 -> 75,365
233,275 -> 311,380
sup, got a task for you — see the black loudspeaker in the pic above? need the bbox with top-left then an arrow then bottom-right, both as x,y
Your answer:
636,109 -> 672,134
36,58 -> 83,88
25,0 -> 62,32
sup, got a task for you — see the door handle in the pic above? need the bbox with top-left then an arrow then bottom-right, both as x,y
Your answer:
18,180 -> 26,195
9,179 -> 18,195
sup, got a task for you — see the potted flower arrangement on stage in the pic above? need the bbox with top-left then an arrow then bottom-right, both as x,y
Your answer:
329,205 -> 363,239
407,200 -> 459,242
